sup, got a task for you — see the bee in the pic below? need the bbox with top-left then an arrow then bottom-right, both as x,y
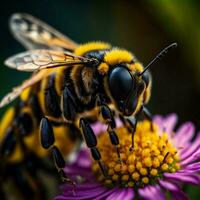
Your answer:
0,13 -> 177,191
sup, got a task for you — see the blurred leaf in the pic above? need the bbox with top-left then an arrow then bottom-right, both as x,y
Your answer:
186,185 -> 200,199
145,0 -> 200,89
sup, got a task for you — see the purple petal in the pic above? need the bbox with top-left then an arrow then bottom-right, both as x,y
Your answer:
159,180 -> 179,191
95,188 -> 119,200
178,160 -> 200,173
153,114 -> 177,137
124,188 -> 135,200
164,172 -> 200,185
60,182 -> 100,192
64,164 -> 93,180
162,113 -> 178,134
115,188 -> 134,200
173,122 -> 195,147
138,185 -> 165,200
57,182 -> 116,200
106,188 -> 134,200
159,179 -> 189,200
177,169 -> 200,173
55,196 -> 70,200
106,191 -> 120,200
180,133 -> 200,160
180,152 -> 200,166
153,115 -> 164,130
92,122 -> 107,135
114,190 -> 127,200
170,190 -> 189,200
69,149 -> 91,168
113,117 -> 123,128
91,118 -> 122,136
181,162 -> 200,171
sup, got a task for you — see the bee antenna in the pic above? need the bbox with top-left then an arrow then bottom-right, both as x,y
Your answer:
139,43 -> 177,76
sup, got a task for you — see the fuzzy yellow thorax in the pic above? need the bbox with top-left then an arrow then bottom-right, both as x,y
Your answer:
92,121 -> 180,188
75,42 -> 111,56
129,62 -> 143,73
104,49 -> 133,65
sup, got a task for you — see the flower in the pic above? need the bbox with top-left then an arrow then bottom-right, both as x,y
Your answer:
55,114 -> 200,200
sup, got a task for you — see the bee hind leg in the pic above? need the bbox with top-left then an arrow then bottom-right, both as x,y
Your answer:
39,117 -> 76,188
0,127 -> 17,159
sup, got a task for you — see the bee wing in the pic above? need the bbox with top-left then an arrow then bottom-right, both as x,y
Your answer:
0,70 -> 51,108
4,49 -> 93,72
9,13 -> 78,51
1,50 -> 98,107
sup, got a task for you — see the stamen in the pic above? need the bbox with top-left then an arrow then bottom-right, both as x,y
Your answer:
92,120 -> 180,188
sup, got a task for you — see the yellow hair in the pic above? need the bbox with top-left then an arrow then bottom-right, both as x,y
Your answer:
144,81 -> 152,104
104,49 -> 133,65
0,107 -> 15,141
129,62 -> 143,73
20,87 -> 31,102
75,41 -> 111,56
98,63 -> 109,75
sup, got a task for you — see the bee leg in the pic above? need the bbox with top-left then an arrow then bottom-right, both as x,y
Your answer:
142,106 -> 154,130
10,166 -> 38,200
102,105 -> 121,161
120,115 -> 139,151
1,110 -> 35,159
79,118 -> 107,177
0,127 -> 17,158
31,153 -> 57,174
120,109 -> 142,151
96,96 -> 121,162
39,117 -> 76,187
127,116 -> 138,151
24,156 -> 47,200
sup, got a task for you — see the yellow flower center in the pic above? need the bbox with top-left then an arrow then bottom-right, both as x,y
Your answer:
92,120 -> 180,188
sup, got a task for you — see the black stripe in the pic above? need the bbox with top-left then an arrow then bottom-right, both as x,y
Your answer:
63,67 -> 84,112
44,74 -> 61,118
16,112 -> 33,136
29,95 -> 43,124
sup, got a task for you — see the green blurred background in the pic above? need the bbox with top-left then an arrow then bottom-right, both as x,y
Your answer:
0,0 -> 200,198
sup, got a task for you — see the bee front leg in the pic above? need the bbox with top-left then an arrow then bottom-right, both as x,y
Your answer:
126,116 -> 138,151
39,117 -> 76,187
142,106 -> 154,130
96,95 -> 121,162
120,114 -> 140,151
79,118 -> 107,177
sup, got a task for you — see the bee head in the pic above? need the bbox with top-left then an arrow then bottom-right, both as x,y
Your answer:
106,43 -> 177,116
108,64 -> 145,116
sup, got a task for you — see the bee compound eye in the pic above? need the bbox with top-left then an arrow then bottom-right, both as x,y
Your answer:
109,66 -> 133,101
142,70 -> 151,86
